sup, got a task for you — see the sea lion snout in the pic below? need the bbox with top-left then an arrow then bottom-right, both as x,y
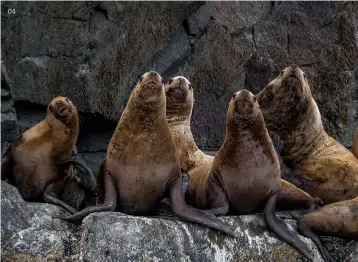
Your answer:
140,71 -> 163,86
234,89 -> 257,104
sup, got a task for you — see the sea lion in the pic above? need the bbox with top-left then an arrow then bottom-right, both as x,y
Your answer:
165,76 -> 213,172
353,127 -> 358,158
295,196 -> 358,262
63,71 -> 238,237
1,96 -> 95,213
185,89 -> 313,259
165,75 -> 322,212
46,152 -> 98,211
257,64 -> 358,204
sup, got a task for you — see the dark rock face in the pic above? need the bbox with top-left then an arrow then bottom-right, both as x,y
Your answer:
1,66 -> 18,156
2,181 -> 357,262
1,1 -> 357,153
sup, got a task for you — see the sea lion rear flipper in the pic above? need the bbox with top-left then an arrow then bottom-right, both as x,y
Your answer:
297,218 -> 336,262
264,191 -> 314,260
169,175 -> 238,238
63,171 -> 117,225
44,180 -> 78,214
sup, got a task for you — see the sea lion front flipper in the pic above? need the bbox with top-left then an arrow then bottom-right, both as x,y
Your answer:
277,179 -> 324,212
264,191 -> 314,260
63,171 -> 117,225
169,174 -> 238,238
44,180 -> 78,214
297,218 -> 336,262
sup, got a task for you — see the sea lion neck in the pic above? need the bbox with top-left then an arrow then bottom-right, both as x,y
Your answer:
281,99 -> 328,166
166,105 -> 192,125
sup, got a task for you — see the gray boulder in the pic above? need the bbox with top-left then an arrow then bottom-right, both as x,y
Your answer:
2,181 -> 357,262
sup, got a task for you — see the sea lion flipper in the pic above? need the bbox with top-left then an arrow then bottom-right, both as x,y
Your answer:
63,171 -> 117,225
181,171 -> 190,197
264,191 -> 314,260
169,175 -> 238,238
297,218 -> 336,262
60,157 -> 97,194
44,180 -> 78,214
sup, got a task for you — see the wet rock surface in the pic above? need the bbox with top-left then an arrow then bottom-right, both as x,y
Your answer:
2,181 -> 357,262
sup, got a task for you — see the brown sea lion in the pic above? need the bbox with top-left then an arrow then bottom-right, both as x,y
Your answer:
63,71 -> 238,237
257,64 -> 358,204
186,89 -> 313,259
165,75 -> 322,212
353,127 -> 358,159
165,76 -> 213,172
0,96 -> 94,213
295,196 -> 358,262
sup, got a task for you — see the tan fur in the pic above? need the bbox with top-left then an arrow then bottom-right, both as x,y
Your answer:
100,72 -> 180,213
257,65 -> 358,204
299,196 -> 358,238
186,90 -> 281,214
10,96 -> 79,200
165,76 -> 213,172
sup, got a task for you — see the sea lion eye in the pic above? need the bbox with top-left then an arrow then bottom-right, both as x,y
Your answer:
161,77 -> 164,83
65,98 -> 69,103
168,78 -> 174,84
232,93 -> 236,99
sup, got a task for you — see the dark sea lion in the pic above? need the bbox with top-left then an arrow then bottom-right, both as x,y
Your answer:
257,64 -> 358,204
63,71 -> 238,237
165,76 -> 213,172
186,89 -> 313,259
295,196 -> 358,262
0,96 -> 94,213
165,75 -> 322,212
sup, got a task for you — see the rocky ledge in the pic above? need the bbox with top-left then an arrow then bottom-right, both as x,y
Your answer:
1,181 -> 357,262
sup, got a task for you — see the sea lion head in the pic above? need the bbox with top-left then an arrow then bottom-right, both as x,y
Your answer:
48,96 -> 78,124
165,76 -> 193,108
256,64 -> 312,133
229,89 -> 261,122
134,71 -> 165,108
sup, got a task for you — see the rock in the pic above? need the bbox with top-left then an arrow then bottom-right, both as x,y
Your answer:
2,181 -> 356,262
2,1 -> 357,150
79,212 -> 356,262
1,181 -> 78,261
1,65 -> 19,155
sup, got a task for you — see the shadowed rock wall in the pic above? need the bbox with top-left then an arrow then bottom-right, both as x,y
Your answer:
1,1 -> 357,157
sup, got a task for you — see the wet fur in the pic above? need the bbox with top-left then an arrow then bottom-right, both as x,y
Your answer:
165,76 -> 213,172
1,97 -> 79,201
257,66 -> 358,204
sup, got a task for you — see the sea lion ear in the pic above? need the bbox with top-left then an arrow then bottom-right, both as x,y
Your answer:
253,96 -> 257,102
168,78 -> 174,84
188,83 -> 192,90
138,74 -> 144,81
